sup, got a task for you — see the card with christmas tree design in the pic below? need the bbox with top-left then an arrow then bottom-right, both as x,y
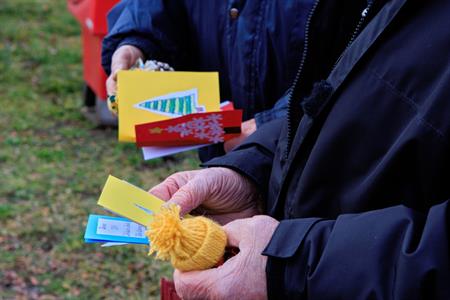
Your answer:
117,71 -> 221,142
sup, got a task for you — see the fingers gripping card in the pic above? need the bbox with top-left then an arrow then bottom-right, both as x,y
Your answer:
117,71 -> 221,142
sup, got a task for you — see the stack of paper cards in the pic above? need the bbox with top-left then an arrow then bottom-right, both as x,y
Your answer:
84,214 -> 148,246
116,71 -> 243,159
84,175 -> 166,247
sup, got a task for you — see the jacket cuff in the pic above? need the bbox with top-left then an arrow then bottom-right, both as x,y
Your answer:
254,94 -> 289,127
102,35 -> 155,75
262,218 -> 321,258
262,218 -> 333,299
201,147 -> 273,196
201,118 -> 283,191
117,36 -> 154,59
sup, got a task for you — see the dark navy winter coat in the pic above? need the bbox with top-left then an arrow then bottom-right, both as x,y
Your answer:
205,0 -> 450,298
101,0 -> 313,124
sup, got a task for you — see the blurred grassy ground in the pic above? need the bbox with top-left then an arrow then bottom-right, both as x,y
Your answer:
0,0 -> 199,298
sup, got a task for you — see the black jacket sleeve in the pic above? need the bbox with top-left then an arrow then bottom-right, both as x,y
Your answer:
202,118 -> 284,197
101,0 -> 191,75
262,200 -> 450,299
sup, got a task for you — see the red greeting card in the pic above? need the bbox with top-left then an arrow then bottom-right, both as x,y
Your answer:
135,110 -> 242,147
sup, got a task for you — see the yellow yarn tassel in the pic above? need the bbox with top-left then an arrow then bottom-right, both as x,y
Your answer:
145,204 -> 227,272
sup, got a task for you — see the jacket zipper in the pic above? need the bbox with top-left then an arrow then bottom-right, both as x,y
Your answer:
331,1 -> 373,71
285,0 -> 321,159
284,1 -> 373,159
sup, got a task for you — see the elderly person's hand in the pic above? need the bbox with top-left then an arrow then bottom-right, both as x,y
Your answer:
149,167 -> 261,224
106,45 -> 144,95
174,215 -> 279,300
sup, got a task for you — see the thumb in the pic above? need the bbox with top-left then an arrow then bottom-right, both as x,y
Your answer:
165,179 -> 208,216
106,75 -> 118,96
111,62 -> 129,80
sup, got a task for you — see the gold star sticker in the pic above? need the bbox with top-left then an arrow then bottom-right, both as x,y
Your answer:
150,127 -> 163,134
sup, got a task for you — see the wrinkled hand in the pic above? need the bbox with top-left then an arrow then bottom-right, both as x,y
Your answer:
106,45 -> 144,95
174,215 -> 279,300
224,118 -> 257,152
149,167 -> 261,224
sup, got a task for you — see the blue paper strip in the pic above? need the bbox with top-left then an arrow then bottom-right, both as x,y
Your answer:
84,214 -> 149,245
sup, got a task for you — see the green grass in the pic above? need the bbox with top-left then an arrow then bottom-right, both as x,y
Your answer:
0,1 -> 199,298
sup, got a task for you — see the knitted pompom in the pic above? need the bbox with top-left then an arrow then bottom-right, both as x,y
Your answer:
146,204 -> 227,272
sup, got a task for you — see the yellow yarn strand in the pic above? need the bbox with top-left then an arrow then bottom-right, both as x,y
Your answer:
145,204 -> 227,271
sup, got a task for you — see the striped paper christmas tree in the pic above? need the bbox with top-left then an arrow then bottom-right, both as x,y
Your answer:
134,88 -> 205,117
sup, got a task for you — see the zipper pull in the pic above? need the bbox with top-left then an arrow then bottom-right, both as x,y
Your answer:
362,7 -> 369,17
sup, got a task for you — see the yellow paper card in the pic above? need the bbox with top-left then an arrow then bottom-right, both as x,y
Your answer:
117,71 -> 221,142
97,175 -> 165,226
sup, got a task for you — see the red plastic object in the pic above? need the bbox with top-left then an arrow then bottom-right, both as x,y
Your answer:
159,248 -> 238,300
160,278 -> 181,300
67,0 -> 119,100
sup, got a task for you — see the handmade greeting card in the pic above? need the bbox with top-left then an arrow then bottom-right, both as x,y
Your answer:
139,101 -> 240,159
117,71 -> 221,142
135,110 -> 242,147
97,175 -> 166,226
